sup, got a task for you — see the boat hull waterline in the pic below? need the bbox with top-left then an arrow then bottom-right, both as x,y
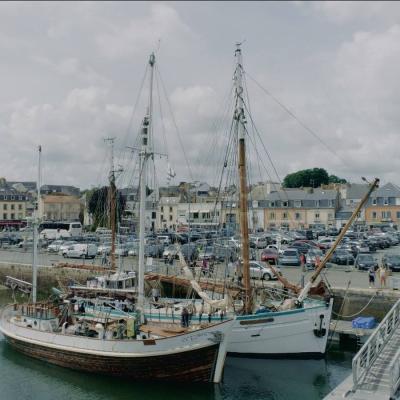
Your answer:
0,305 -> 232,383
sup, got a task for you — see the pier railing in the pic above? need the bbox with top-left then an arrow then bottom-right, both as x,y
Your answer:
389,347 -> 400,398
352,298 -> 400,391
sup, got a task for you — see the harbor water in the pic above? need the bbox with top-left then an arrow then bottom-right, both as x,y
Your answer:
0,291 -> 352,400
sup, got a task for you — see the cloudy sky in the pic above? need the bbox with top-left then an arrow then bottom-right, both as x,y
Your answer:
1,1 -> 400,190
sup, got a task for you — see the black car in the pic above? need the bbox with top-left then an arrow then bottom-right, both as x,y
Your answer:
290,241 -> 314,255
354,254 -> 378,271
330,249 -> 355,265
382,254 -> 400,272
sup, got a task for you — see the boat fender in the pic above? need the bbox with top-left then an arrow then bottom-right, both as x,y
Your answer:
62,321 -> 68,334
313,314 -> 327,338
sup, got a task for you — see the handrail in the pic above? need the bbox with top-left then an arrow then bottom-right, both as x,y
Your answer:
352,298 -> 400,390
389,346 -> 400,397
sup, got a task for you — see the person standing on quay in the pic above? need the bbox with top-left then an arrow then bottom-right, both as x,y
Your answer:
378,264 -> 387,289
368,266 -> 375,288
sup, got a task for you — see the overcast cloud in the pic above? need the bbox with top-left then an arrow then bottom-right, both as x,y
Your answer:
1,1 -> 400,190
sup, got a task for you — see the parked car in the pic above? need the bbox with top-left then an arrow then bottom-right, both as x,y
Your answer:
181,243 -> 199,262
63,243 -> 97,259
260,248 -> 279,265
290,241 -> 315,255
162,244 -> 179,259
382,254 -> 400,272
330,249 -> 355,265
279,248 -> 301,266
305,249 -> 323,269
249,236 -> 268,249
97,242 -> 112,255
354,254 -> 378,271
47,240 -> 64,253
58,241 -> 78,255
197,246 -> 216,262
249,261 -> 281,280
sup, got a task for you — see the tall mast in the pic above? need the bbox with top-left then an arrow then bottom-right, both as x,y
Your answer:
234,43 -> 252,314
105,137 -> 117,271
32,145 -> 42,304
138,52 -> 155,311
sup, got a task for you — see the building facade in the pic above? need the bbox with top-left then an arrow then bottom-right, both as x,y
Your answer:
263,188 -> 339,229
40,194 -> 81,221
365,183 -> 400,228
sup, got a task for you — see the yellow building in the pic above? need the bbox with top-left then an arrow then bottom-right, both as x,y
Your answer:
0,189 -> 29,228
40,194 -> 81,221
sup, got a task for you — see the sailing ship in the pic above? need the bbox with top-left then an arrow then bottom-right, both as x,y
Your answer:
0,54 -> 234,383
142,44 -> 379,358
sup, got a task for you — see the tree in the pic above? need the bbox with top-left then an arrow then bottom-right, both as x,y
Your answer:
328,174 -> 347,184
283,168 -> 329,188
87,186 -> 126,229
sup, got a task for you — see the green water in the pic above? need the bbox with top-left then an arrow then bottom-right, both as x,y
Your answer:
0,291 -> 352,400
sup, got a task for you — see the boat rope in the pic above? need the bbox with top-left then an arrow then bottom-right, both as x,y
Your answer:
327,280 -> 351,350
244,70 -> 349,167
332,292 -> 378,319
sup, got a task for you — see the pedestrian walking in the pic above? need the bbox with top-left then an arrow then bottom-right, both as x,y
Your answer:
368,266 -> 375,288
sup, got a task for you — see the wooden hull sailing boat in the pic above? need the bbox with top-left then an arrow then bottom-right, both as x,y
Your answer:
0,303 -> 231,382
143,44 -> 379,359
0,55 -> 233,383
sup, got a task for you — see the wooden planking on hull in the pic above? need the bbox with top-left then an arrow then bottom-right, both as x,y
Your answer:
4,335 -> 220,382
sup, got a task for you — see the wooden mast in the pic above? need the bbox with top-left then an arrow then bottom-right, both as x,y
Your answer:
106,138 -> 117,271
234,43 -> 252,314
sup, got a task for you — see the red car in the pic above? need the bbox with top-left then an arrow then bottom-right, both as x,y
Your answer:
260,248 -> 279,264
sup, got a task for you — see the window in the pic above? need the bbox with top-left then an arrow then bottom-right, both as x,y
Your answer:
151,212 -> 156,219
270,212 -> 275,220
283,212 -> 288,220
294,200 -> 301,208
295,213 -> 301,220
18,204 -> 22,210
270,201 -> 275,208
169,207 -> 173,212
161,206 -> 164,212
315,213 -> 320,220
372,212 -> 377,219
372,198 -> 377,205
10,213 -> 14,220
384,198 -> 389,205
397,211 -> 400,219
11,204 -> 14,210
193,212 -> 199,219
283,201 -> 288,207
382,211 -> 391,219
3,204 -> 6,210
169,215 -> 173,221
2,213 -> 6,219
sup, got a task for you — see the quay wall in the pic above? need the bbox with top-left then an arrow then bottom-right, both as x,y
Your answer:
0,262 -> 398,320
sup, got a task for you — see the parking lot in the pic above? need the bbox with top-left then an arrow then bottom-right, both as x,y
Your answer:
1,242 -> 400,291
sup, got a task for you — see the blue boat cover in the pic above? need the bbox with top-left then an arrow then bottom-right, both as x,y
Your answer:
352,317 -> 376,329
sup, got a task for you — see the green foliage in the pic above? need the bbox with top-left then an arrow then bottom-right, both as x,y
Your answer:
328,174 -> 347,184
86,186 -> 126,229
283,168 -> 329,188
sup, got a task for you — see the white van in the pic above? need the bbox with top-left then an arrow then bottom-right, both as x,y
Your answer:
62,243 -> 97,259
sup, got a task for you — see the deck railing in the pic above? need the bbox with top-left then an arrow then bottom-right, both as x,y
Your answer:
352,298 -> 400,391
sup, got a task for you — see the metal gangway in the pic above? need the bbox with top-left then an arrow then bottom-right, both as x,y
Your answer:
326,298 -> 400,399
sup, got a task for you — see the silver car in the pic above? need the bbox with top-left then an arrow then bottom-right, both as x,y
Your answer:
279,248 -> 301,266
249,261 -> 280,281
